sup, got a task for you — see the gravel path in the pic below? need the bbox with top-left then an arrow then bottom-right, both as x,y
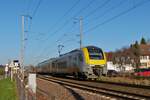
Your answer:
51,76 -> 150,97
37,78 -> 115,100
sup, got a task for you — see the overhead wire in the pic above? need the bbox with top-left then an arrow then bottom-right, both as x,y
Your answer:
26,0 -> 112,62
25,0 -> 150,65
24,0 -> 43,65
27,0 -> 42,36
24,0 -> 42,42
35,0 -> 114,63
84,0 -> 126,26
35,0 -> 95,60
37,0 -> 95,59
32,0 -> 42,18
56,0 -> 110,50
33,0 -> 81,44
26,0 -> 33,15
40,0 -> 94,44
56,23 -> 78,42
46,0 -> 81,33
32,0 -> 82,60
27,0 -> 80,45
84,0 -> 150,33
34,0 -> 149,63
53,0 -> 112,54
84,0 -> 111,19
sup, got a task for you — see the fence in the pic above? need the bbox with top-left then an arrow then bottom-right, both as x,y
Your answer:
15,74 -> 36,100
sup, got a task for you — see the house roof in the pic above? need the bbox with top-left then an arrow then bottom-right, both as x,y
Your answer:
139,44 -> 150,55
106,44 -> 150,62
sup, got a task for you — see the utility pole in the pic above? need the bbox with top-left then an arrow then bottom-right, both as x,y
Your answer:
20,15 -> 32,81
74,17 -> 83,49
79,17 -> 83,49
20,15 -> 25,81
58,45 -> 64,56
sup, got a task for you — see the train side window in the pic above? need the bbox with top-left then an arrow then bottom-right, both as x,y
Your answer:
78,53 -> 83,62
72,55 -> 76,61
52,62 -> 55,67
69,56 -> 72,59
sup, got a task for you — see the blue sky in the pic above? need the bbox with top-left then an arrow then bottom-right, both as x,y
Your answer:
0,0 -> 150,65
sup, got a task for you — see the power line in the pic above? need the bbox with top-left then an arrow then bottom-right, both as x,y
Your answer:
33,0 -> 81,47
34,0 -> 95,60
47,0 -> 81,33
25,0 -> 43,55
48,0 -> 111,52
34,0 -> 148,63
32,0 -> 42,18
36,33 -> 78,62
55,0 -> 95,44
57,0 -> 110,49
26,0 -> 33,15
26,0 -> 79,43
39,0 -> 93,46
84,0 -> 150,33
84,0 -> 126,25
45,0 -> 94,40
56,23 -> 77,42
62,38 -> 78,44
73,0 -> 95,17
84,0 -> 111,19
23,0 -> 42,47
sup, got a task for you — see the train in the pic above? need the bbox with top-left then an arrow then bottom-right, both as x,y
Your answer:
36,46 -> 107,79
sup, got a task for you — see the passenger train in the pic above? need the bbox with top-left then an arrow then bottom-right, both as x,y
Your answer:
36,46 -> 107,79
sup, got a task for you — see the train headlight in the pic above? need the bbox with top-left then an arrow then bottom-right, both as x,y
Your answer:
101,65 -> 105,67
90,65 -> 95,67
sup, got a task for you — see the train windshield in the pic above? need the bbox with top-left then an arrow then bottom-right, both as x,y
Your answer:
87,46 -> 104,60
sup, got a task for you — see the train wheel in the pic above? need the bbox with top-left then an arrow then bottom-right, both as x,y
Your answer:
74,72 -> 79,79
95,78 -> 98,81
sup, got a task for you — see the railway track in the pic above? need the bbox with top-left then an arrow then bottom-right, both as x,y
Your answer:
37,75 -> 150,100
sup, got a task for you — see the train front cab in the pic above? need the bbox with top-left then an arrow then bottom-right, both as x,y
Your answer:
82,46 -> 107,79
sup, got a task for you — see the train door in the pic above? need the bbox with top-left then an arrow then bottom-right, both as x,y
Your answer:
78,52 -> 84,72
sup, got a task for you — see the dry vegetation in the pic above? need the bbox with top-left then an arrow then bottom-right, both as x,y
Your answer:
99,76 -> 150,86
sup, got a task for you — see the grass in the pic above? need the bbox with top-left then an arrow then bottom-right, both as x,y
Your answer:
0,78 -> 18,100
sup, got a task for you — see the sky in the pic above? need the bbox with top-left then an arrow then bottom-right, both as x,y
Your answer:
0,0 -> 150,65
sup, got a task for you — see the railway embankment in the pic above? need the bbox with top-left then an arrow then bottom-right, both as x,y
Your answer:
37,76 -> 112,100
37,75 -> 150,100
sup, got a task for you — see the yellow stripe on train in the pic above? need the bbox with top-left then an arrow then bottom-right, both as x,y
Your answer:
82,47 -> 107,66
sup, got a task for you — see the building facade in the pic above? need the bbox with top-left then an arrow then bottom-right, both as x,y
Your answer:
106,44 -> 150,72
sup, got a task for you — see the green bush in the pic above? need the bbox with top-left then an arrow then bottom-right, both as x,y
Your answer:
0,68 -> 4,75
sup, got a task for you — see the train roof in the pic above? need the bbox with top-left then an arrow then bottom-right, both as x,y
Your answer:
37,45 -> 103,65
61,49 -> 80,55
86,46 -> 102,49
60,45 -> 102,57
38,58 -> 57,65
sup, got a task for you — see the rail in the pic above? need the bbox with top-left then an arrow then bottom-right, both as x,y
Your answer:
37,75 -> 150,100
